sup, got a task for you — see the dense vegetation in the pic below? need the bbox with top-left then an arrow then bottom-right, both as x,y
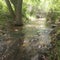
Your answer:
0,0 -> 60,60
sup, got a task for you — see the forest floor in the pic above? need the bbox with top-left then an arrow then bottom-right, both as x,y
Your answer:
0,17 -> 60,60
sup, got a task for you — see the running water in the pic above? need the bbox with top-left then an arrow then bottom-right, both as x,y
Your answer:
37,18 -> 52,45
23,17 -> 53,60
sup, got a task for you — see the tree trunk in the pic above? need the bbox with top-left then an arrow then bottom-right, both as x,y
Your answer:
15,0 -> 23,26
6,0 -> 23,26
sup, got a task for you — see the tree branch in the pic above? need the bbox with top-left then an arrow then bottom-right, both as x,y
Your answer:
5,0 -> 15,18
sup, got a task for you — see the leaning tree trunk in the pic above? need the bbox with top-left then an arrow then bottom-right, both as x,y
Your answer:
5,0 -> 23,26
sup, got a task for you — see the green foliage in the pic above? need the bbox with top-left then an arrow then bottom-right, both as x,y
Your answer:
0,0 -> 11,26
0,0 -> 8,13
